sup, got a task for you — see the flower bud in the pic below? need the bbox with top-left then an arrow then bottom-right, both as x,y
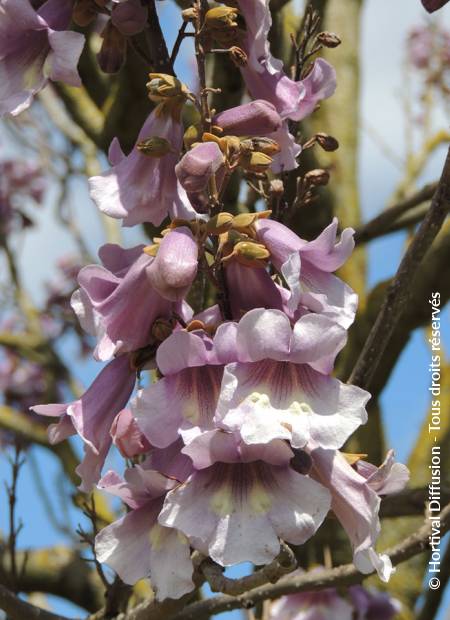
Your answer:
175,142 -> 224,192
316,31 -> 341,48
147,73 -> 186,102
137,137 -> 173,157
147,227 -> 198,301
110,408 -> 151,458
97,21 -> 126,74
213,100 -> 282,137
205,6 -> 239,30
304,168 -> 330,186
240,151 -> 273,173
111,0 -> 148,36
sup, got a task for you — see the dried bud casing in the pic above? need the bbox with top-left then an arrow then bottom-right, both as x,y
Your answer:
315,132 -> 339,151
207,212 -> 234,235
240,151 -> 273,173
137,137 -> 173,157
205,6 -> 239,30
245,137 -> 280,156
229,46 -> 247,67
147,73 -> 186,102
304,168 -> 330,186
317,31 -> 342,48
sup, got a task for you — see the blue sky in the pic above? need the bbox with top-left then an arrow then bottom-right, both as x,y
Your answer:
0,0 -> 449,619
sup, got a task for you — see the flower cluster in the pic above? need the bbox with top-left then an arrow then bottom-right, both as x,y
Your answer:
0,0 -> 409,604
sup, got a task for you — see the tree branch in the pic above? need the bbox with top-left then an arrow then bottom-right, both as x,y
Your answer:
348,146 -> 450,390
201,542 -> 296,596
0,546 -> 103,612
0,583 -> 71,620
354,181 -> 438,245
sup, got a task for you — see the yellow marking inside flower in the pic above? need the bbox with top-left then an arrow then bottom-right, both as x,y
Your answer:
289,401 -> 313,416
249,483 -> 272,514
182,400 -> 198,424
148,524 -> 166,550
247,392 -> 271,407
210,486 -> 233,516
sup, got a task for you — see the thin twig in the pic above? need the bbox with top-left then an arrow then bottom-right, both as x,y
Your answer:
5,444 -> 25,593
348,146 -> 450,390
170,21 -> 189,65
354,181 -> 438,245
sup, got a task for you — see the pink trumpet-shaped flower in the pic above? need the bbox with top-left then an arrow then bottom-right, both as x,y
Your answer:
160,431 -> 331,566
308,448 -> 409,581
216,309 -> 369,451
110,408 -> 151,458
236,0 -> 336,121
71,243 -> 190,361
95,462 -> 195,599
89,108 -> 194,226
0,0 -> 85,116
31,355 -> 136,491
132,323 -> 236,448
175,141 -> 224,193
255,217 -> 357,328
147,226 -> 198,302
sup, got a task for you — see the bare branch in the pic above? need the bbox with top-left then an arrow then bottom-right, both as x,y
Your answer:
349,146 -> 450,390
354,181 -> 438,245
0,583 -> 71,620
380,486 -> 450,518
201,542 -> 296,596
